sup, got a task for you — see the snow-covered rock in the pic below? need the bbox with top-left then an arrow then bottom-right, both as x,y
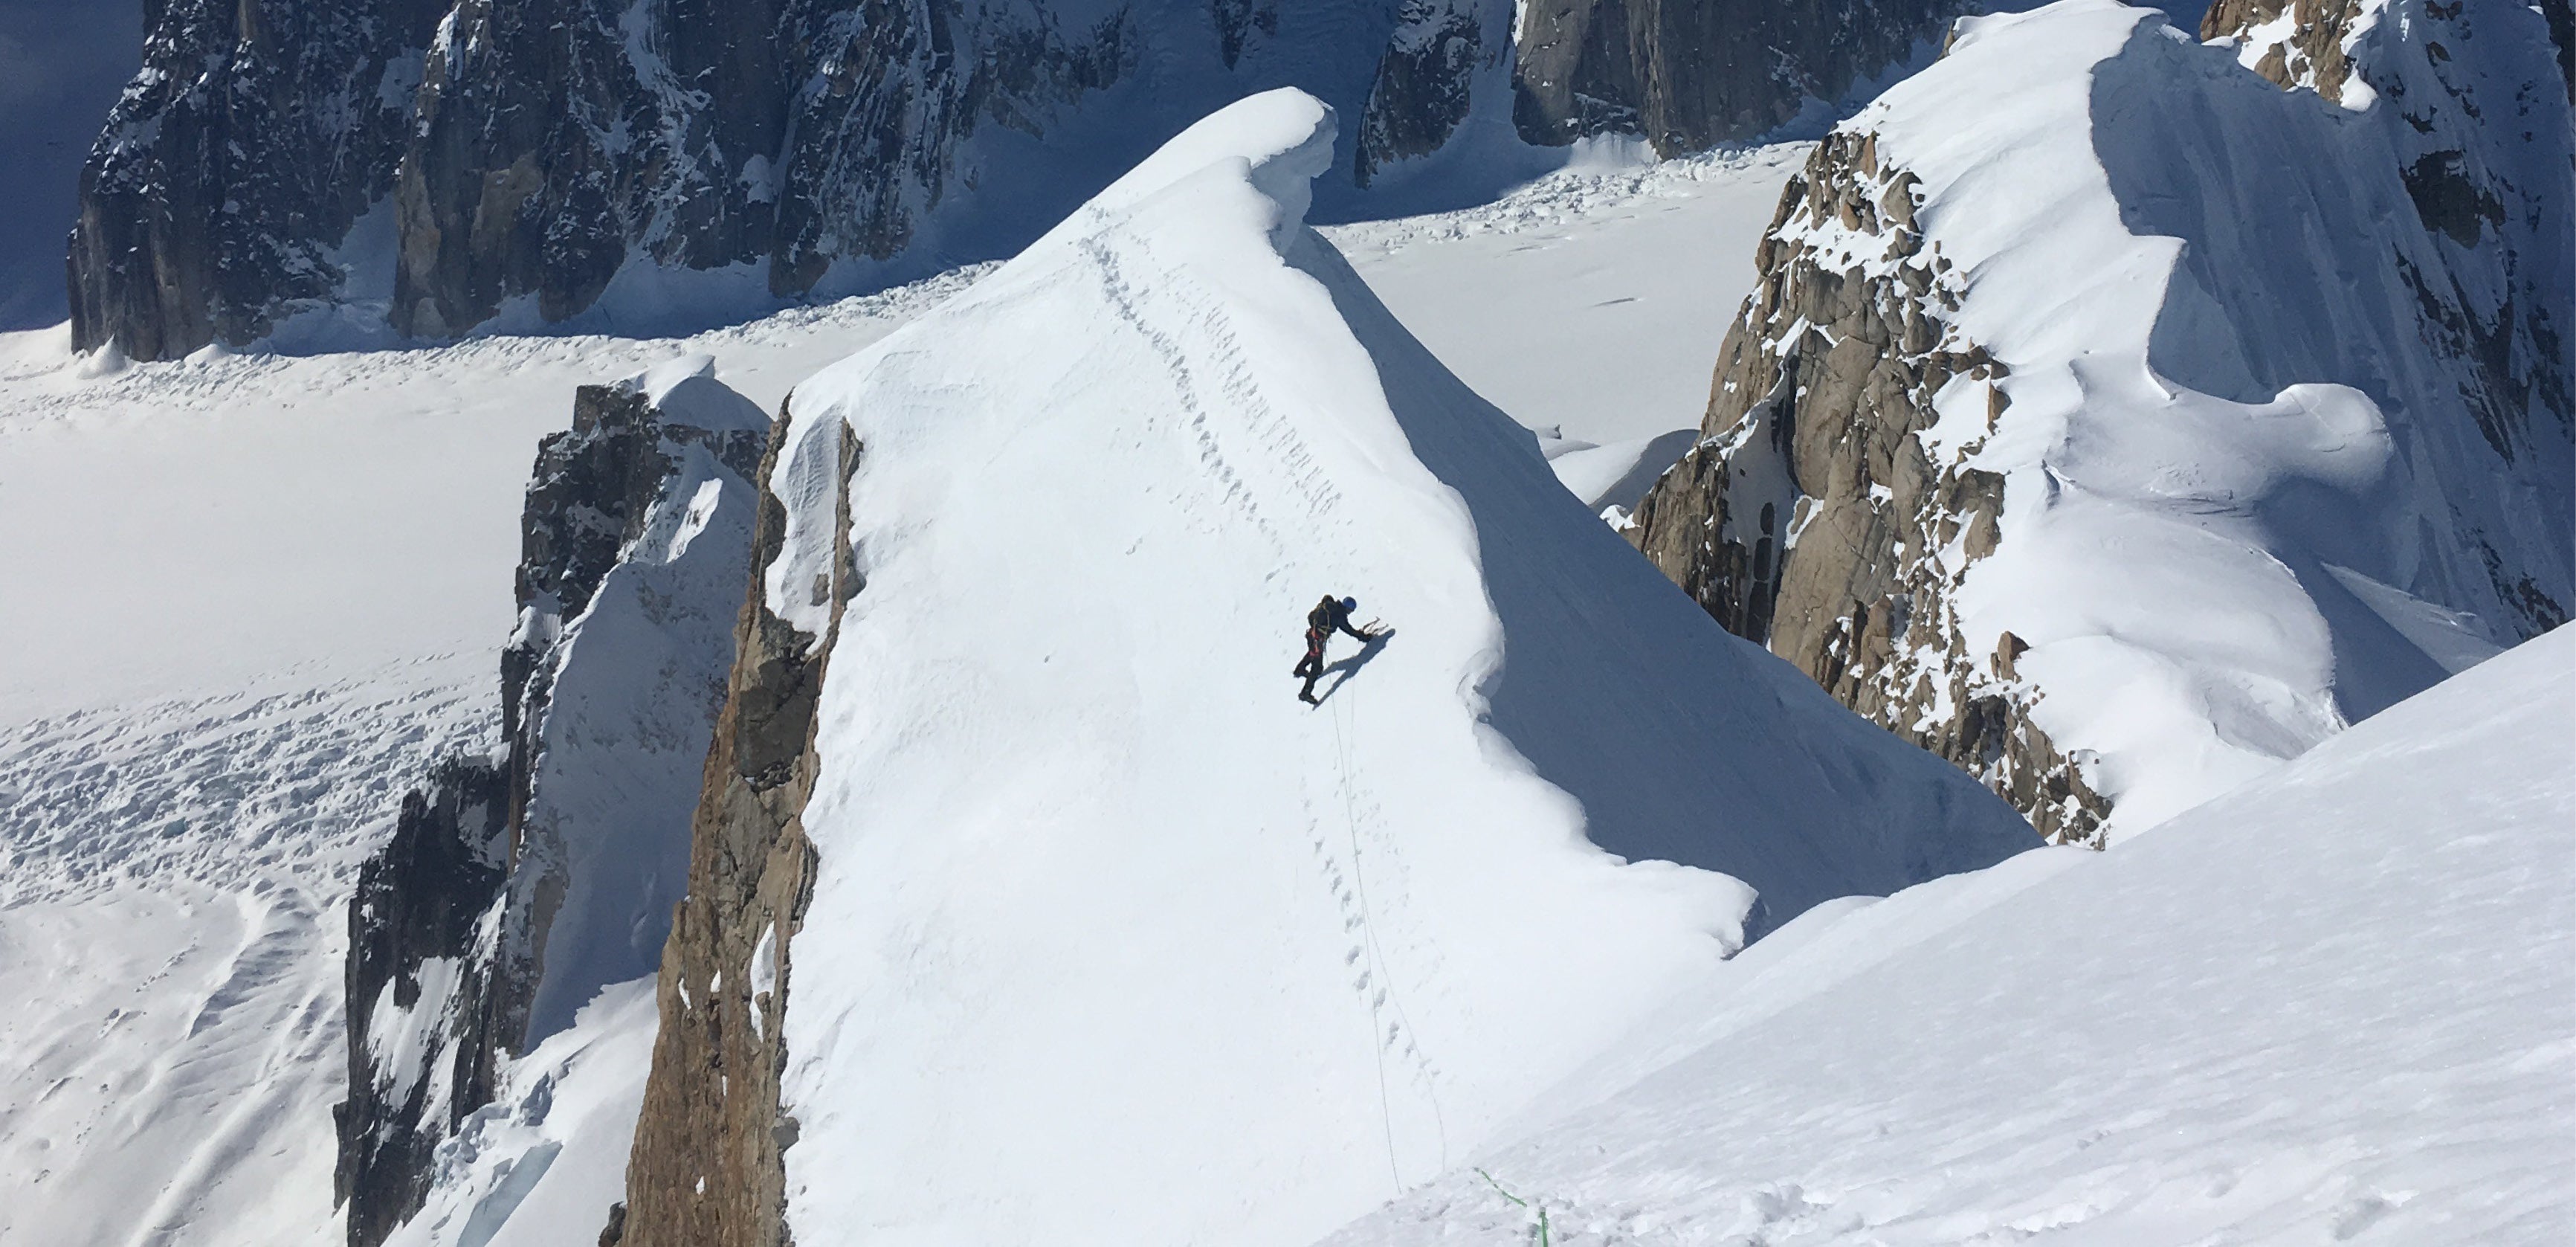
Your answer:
1322,619 -> 2576,1246
607,86 -> 2033,1247
69,0 -> 2001,361
339,357 -> 766,1247
1630,0 -> 2572,844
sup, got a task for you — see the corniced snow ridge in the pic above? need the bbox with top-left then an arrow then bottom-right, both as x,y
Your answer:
1629,0 -> 2573,845
595,85 -> 2041,1247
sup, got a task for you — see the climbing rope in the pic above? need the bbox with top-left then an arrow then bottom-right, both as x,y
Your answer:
1331,686 -> 1404,1190
1329,677 -> 1449,1188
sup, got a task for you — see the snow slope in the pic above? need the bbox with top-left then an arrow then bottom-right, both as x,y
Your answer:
761,88 -> 2032,1247
1326,621 -> 2576,1246
1323,143 -> 1808,450
381,981 -> 659,1247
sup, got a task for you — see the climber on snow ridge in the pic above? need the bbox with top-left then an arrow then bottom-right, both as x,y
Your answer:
1294,594 -> 1380,705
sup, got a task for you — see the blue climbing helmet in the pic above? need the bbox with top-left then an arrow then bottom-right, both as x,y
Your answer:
1340,596 -> 1358,614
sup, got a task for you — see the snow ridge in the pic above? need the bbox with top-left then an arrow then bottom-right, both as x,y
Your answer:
756,87 -> 2030,1246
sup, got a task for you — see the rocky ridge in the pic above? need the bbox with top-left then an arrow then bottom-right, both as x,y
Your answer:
1627,130 -> 2108,845
76,0 -> 2006,361
337,360 -> 767,1247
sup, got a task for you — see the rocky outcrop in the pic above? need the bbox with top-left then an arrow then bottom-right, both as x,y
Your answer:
336,757 -> 511,1247
336,358 -> 768,1247
72,0 -> 2010,359
2201,0 -> 2368,102
391,0 -> 1134,337
611,410 -> 859,1247
1629,132 -> 2109,845
1355,0 -> 1496,186
1511,0 -> 1970,155
67,0 -> 445,360
1633,1 -> 2572,844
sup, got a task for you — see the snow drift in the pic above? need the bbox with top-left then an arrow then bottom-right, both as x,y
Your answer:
746,88 -> 2034,1246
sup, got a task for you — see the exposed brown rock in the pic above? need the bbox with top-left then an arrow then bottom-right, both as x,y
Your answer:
2201,0 -> 2369,103
616,405 -> 861,1247
1630,131 -> 2109,845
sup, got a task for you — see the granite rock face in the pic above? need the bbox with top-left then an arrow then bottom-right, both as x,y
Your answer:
1355,0 -> 1502,186
71,0 -> 1999,359
610,409 -> 857,1247
72,0 -> 1305,358
1628,132 -> 2109,845
389,0 -> 1135,337
1511,0 -> 1972,155
67,0 -> 445,360
335,358 -> 768,1247
335,756 -> 511,1247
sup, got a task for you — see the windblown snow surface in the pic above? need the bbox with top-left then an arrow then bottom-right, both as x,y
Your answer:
758,88 -> 2032,1247
1809,0 -> 2572,834
1325,620 -> 2576,1247
0,660 -> 489,1247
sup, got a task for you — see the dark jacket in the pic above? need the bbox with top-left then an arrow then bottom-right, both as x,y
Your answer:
1307,596 -> 1367,642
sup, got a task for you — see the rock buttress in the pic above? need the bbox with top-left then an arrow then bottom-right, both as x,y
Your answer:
1511,0 -> 1972,155
613,408 -> 860,1247
1629,131 -> 2111,845
336,758 -> 511,1247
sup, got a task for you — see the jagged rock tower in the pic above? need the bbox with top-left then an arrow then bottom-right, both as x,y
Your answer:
337,358 -> 768,1247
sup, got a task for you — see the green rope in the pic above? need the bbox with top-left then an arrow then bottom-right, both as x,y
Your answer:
1473,1169 -> 1551,1247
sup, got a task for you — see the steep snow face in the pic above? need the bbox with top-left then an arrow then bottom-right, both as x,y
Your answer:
381,980 -> 658,1247
760,88 -> 2033,1246
507,357 -> 769,1046
1917,0 -> 2572,829
1323,619 -> 2575,1246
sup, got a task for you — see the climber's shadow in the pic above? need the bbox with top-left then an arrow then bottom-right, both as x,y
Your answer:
1313,631 -> 1393,706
